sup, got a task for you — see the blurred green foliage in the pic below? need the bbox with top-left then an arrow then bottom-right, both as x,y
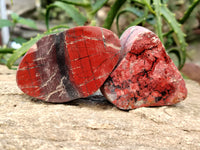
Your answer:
1,0 -> 200,69
0,13 -> 37,65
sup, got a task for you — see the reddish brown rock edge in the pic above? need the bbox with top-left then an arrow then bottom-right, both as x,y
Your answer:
17,26 -> 121,103
101,26 -> 187,110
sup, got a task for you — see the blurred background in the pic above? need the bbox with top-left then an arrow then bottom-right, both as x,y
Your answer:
0,0 -> 200,83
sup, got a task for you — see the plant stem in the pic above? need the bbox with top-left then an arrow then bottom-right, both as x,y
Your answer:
163,30 -> 173,37
103,0 -> 127,29
0,48 -> 15,53
141,0 -> 155,15
179,0 -> 200,24
164,0 -> 200,37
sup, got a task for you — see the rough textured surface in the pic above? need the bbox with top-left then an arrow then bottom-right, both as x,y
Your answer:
16,26 -> 121,103
101,26 -> 187,110
0,65 -> 200,149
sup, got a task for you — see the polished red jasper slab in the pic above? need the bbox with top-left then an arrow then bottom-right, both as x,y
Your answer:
17,26 -> 121,102
101,26 -> 187,110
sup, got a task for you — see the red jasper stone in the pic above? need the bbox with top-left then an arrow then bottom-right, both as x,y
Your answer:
17,26 -> 121,102
101,26 -> 187,110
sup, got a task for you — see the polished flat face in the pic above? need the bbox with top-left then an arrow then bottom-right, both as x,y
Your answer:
101,26 -> 187,110
16,26 -> 121,103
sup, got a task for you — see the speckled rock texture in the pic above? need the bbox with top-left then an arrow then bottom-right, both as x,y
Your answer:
101,26 -> 187,110
16,26 -> 121,103
0,65 -> 199,150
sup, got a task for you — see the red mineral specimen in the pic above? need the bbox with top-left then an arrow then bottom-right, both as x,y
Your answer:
17,26 -> 121,102
101,26 -> 187,110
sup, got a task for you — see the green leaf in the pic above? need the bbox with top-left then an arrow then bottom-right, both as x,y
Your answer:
167,48 -> 181,68
10,13 -> 19,21
46,1 -> 87,30
103,0 -> 127,29
0,19 -> 14,28
6,29 -> 64,69
153,0 -> 163,43
130,0 -> 145,5
163,0 -> 200,40
50,24 -> 69,31
146,14 -> 156,25
90,0 -> 108,14
129,16 -> 146,26
161,4 -> 187,69
179,0 -> 200,24
60,0 -> 90,7
13,37 -> 27,45
118,7 -> 144,18
11,13 -> 37,29
17,18 -> 37,29
142,0 -> 149,26
141,0 -> 155,14
116,7 -> 142,34
116,7 -> 154,34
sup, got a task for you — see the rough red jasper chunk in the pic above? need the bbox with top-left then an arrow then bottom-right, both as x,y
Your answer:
101,26 -> 187,110
17,26 -> 121,102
